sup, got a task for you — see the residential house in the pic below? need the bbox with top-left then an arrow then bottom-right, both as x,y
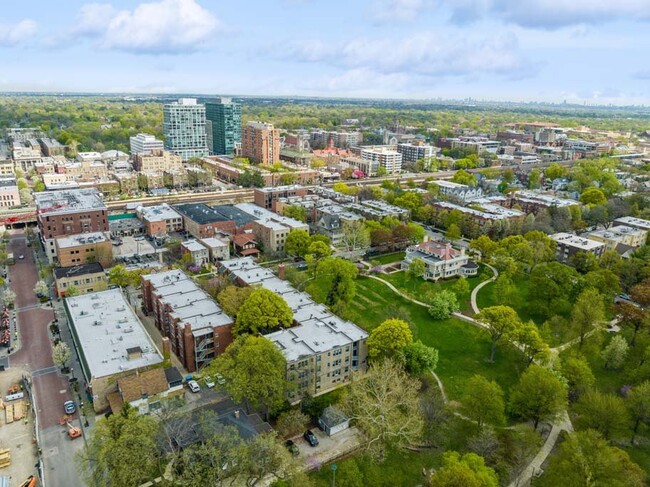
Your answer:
402,240 -> 478,280
181,239 -> 210,267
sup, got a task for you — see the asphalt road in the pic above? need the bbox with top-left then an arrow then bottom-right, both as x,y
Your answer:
7,233 -> 84,487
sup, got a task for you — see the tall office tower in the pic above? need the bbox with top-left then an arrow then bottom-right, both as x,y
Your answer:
163,98 -> 209,161
242,121 -> 280,165
205,97 -> 242,155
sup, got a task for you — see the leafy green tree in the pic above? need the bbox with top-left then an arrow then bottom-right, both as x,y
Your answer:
579,187 -> 608,206
235,288 -> 293,335
428,289 -> 459,320
403,341 -> 438,374
282,205 -> 307,222
216,285 -> 254,319
544,163 -> 568,181
209,335 -> 289,418
540,430 -> 645,487
306,240 -> 331,262
367,319 -> 413,360
527,168 -> 541,189
332,459 -> 364,487
429,451 -> 498,487
451,169 -> 477,186
445,223 -> 462,241
516,322 -> 550,366
76,404 -> 162,487
408,258 -> 426,291
571,288 -> 605,347
601,335 -> 629,370
574,390 -> 630,441
470,235 -> 498,260
275,410 -> 309,439
452,276 -> 470,297
316,257 -> 358,309
475,306 -> 521,363
285,229 -> 311,257
559,354 -> 595,401
510,365 -> 567,429
461,375 -> 506,431
52,342 -> 72,370
569,250 -> 599,273
340,220 -> 370,252
342,359 -> 423,461
628,381 -> 650,440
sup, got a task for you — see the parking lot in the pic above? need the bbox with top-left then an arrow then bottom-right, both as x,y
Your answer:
112,236 -> 166,270
295,426 -> 362,471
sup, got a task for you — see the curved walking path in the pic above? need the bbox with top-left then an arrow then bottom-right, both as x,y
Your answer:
470,263 -> 499,314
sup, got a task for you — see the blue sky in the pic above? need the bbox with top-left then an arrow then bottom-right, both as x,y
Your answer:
1,0 -> 649,104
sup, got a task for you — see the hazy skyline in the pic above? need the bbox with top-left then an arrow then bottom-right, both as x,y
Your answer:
1,0 -> 650,104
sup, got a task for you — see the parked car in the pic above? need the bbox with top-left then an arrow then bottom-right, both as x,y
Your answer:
215,373 -> 226,385
285,440 -> 299,456
188,380 -> 201,393
303,429 -> 319,447
204,376 -> 215,389
64,400 -> 76,414
18,254 -> 24,260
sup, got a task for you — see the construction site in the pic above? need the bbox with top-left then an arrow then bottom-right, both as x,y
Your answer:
0,368 -> 39,486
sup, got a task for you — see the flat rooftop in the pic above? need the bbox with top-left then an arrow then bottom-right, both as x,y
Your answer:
65,288 -> 163,379
255,185 -> 306,193
200,237 -> 228,248
512,190 -> 578,207
220,257 -> 368,362
142,270 -> 232,333
211,204 -> 258,227
0,178 -> 17,188
235,203 -> 308,231
174,203 -> 231,225
137,204 -> 181,222
589,225 -> 647,239
614,216 -> 650,230
55,231 -> 110,249
54,262 -> 104,279
182,239 -> 208,253
551,233 -> 605,251
35,188 -> 107,215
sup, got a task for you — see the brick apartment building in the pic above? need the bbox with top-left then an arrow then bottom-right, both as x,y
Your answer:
35,188 -> 109,262
253,185 -> 310,211
141,270 -> 234,372
242,121 -> 280,164
54,231 -> 113,267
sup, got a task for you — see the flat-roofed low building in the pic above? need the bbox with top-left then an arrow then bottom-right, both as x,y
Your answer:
0,178 -> 20,208
64,288 -> 164,412
346,200 -> 410,221
507,190 -> 579,215
253,185 -> 309,211
551,232 -> 606,263
219,257 -> 368,400
136,204 -> 183,237
587,225 -> 648,252
53,262 -> 107,297
199,237 -> 230,262
174,203 -> 237,239
181,239 -> 209,267
55,231 -> 113,267
133,149 -> 183,173
235,202 -> 309,253
402,240 -> 478,280
613,216 -> 650,232
141,270 -> 234,372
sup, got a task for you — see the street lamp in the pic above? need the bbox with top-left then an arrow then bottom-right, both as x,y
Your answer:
331,463 -> 337,487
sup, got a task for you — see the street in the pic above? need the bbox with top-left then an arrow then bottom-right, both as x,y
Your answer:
7,232 -> 85,487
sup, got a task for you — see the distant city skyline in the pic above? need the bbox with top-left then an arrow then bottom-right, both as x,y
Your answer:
1,0 -> 650,105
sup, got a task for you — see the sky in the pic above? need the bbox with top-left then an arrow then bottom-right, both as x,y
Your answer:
1,0 -> 650,104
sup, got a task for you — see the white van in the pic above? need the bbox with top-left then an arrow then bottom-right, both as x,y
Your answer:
188,380 -> 200,393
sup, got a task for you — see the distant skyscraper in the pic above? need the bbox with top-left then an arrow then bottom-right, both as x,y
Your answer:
205,97 -> 242,156
242,121 -> 280,165
163,98 -> 209,161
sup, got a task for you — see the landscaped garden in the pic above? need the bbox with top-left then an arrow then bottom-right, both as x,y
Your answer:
305,275 -> 525,399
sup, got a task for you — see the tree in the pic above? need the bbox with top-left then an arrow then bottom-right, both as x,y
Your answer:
342,359 -> 423,461
407,258 -> 426,291
107,264 -> 144,288
52,342 -> 72,370
429,451 -> 498,487
574,390 -> 629,441
515,322 -> 550,365
19,188 -> 33,205
275,410 -> 309,439
316,257 -> 358,309
571,288 -> 605,347
209,335 -> 289,418
461,375 -> 506,431
628,381 -> 650,440
34,280 -> 48,297
403,341 -> 438,374
451,169 -> 477,186
445,223 -> 462,241
235,288 -> 293,335
527,168 -> 541,189
559,354 -> 595,401
282,205 -> 307,222
510,365 -> 567,429
579,187 -> 607,206
3,290 -> 16,308
284,229 -> 311,257
76,404 -> 162,487
340,220 -> 370,252
544,162 -> 568,181
470,235 -> 498,261
427,289 -> 459,320
217,285 -> 254,319
367,319 -> 413,361
540,430 -> 645,487
475,306 -> 521,363
305,240 -> 331,264
569,250 -> 599,273
601,335 -> 629,369
64,285 -> 80,297
452,276 -> 470,297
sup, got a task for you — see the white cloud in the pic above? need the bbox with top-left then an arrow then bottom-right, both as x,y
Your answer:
0,20 -> 37,46
443,0 -> 650,28
282,31 -> 528,79
75,0 -> 219,54
373,0 -> 429,23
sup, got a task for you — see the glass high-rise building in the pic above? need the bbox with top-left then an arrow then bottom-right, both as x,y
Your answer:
205,97 -> 242,156
163,98 -> 209,161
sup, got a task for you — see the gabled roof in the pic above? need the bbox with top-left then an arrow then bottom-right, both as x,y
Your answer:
118,368 -> 169,403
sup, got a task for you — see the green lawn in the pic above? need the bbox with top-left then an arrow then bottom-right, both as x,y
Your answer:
382,266 -> 492,312
370,251 -> 406,265
475,274 -> 537,323
306,276 -> 525,400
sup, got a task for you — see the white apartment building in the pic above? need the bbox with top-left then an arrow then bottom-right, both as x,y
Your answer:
130,133 -> 165,155
360,147 -> 402,175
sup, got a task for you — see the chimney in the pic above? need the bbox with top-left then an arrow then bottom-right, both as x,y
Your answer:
161,337 -> 171,360
278,264 -> 286,280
